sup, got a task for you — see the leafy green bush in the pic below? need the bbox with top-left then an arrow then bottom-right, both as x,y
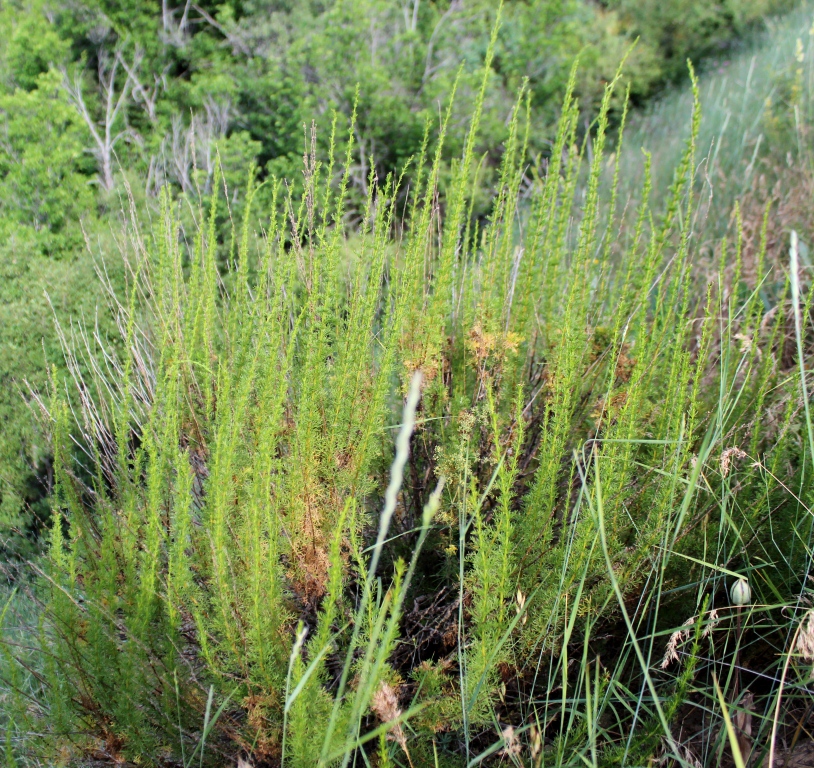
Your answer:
604,0 -> 795,87
0,9 -> 101,553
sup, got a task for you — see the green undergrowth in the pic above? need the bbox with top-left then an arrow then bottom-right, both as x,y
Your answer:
5,13 -> 814,767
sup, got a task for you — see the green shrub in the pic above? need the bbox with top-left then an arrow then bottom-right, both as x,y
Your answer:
6,19 -> 811,762
0,0 -> 801,559
0,65 -> 101,555
604,0 -> 796,90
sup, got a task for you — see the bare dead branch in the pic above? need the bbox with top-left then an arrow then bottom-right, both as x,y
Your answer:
191,4 -> 251,56
61,53 -> 139,191
115,47 -> 167,123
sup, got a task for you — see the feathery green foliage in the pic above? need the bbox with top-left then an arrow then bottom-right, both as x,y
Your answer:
0,0 -> 799,556
4,8 -> 814,767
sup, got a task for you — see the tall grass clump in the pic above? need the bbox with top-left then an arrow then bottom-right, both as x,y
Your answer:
6,11 -> 814,767
617,2 -> 814,243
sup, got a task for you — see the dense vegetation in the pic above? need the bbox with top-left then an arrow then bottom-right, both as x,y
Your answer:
0,0 -> 795,552
4,2 -> 814,767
